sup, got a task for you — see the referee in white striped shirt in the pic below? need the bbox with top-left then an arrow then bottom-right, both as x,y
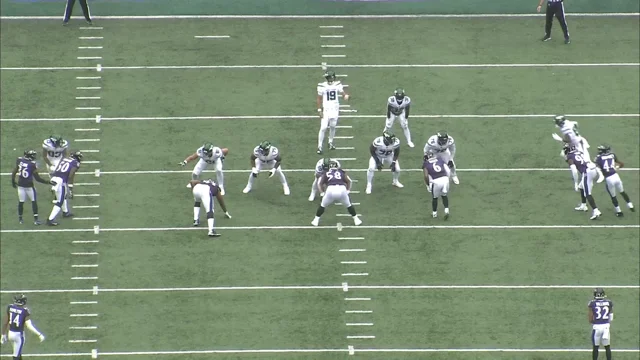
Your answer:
537,0 -> 570,44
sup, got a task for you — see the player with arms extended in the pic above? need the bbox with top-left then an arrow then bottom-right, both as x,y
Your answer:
366,131 -> 402,194
594,144 -> 634,217
46,151 -> 83,225
243,141 -> 290,195
1,294 -> 45,360
316,70 -> 349,154
309,158 -> 340,201
11,150 -> 49,225
588,288 -> 613,360
423,151 -> 451,219
42,135 -> 69,192
565,145 -> 602,219
311,160 -> 362,226
188,179 -> 231,237
384,88 -> 414,148
552,115 -> 592,161
180,143 -> 228,195
424,131 -> 459,185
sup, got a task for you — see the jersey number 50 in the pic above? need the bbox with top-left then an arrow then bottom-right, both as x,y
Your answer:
326,91 -> 337,101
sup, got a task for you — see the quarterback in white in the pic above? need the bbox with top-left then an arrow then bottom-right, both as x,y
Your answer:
366,131 -> 402,194
243,141 -> 290,195
180,143 -> 228,195
424,131 -> 459,184
384,88 -> 414,148
316,70 -> 349,154
553,115 -> 591,161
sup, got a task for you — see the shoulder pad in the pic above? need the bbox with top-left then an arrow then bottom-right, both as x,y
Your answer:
271,147 -> 279,155
334,81 -> 341,86
393,138 -> 401,147
404,96 -> 411,103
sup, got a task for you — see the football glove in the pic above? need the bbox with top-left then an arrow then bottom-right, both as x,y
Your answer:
179,160 -> 187,166
447,160 -> 455,168
390,161 -> 397,172
1,334 -> 7,344
427,183 -> 433,193
320,192 -> 325,197
67,185 -> 74,199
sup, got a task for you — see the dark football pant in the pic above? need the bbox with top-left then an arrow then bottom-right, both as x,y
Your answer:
63,0 -> 92,22
545,2 -> 569,39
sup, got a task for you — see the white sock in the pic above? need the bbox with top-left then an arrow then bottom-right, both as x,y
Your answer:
193,206 -> 200,221
329,126 -> 336,143
277,168 -> 288,185
629,202 -> 634,209
314,216 -> 321,221
615,206 -> 621,213
310,178 -> 318,196
393,171 -> 400,182
318,128 -> 326,148
366,170 -> 374,186
48,205 -> 61,221
246,173 -> 256,187
402,126 -> 412,143
207,218 -> 214,231
62,200 -> 69,213
216,170 -> 224,189
445,208 -> 449,213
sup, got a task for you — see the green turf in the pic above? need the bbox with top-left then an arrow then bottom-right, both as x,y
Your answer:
1,16 -> 639,359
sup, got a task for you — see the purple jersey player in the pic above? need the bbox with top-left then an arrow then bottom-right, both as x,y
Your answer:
594,144 -> 634,216
11,150 -> 49,225
587,288 -> 613,360
188,179 -> 231,237
1,294 -> 45,359
312,161 -> 361,227
422,152 -> 451,219
564,146 -> 601,219
47,151 -> 83,226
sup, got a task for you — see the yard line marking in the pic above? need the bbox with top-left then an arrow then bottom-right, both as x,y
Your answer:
322,55 -> 346,58
73,194 -> 100,197
345,298 -> 371,301
75,183 -> 100,186
71,277 -> 99,280
322,44 -> 346,48
194,35 -> 231,38
76,76 -> 101,79
69,339 -> 97,343
3,285 -> 639,295
339,249 -> 366,252
79,149 -> 100,153
342,273 -> 369,276
76,107 -> 101,110
77,56 -> 102,60
78,36 -> 103,39
74,205 -> 100,209
334,136 -> 354,139
72,264 -> 99,268
320,35 -> 344,38
336,74 -> 348,77
346,310 -> 373,314
76,96 -> 101,100
347,336 -> 376,339
319,25 -> 344,28
4,63 -> 639,71
76,87 -> 101,90
73,217 -> 100,220
74,128 -> 100,131
69,326 -> 98,329
78,46 -> 103,49
337,214 -> 362,217
79,26 -> 103,29
2,113 -> 637,122
341,261 -> 367,264
70,314 -> 98,317
71,252 -> 99,256
334,157 -> 356,161
336,203 -> 360,206
74,139 -> 100,142
72,240 -> 99,244
70,301 -> 98,304
339,237 -> 365,240
350,191 -> 360,194
346,323 -> 374,326
335,125 -> 352,128
339,104 -> 351,107
82,161 -> 101,164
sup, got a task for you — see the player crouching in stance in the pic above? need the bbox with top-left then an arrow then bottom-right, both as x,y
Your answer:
594,144 -> 634,217
424,131 -> 459,184
243,141 -> 290,195
564,145 -> 602,220
316,70 -> 349,154
309,158 -> 341,201
423,152 -> 451,219
384,88 -> 414,148
47,151 -> 83,226
366,131 -> 402,194
189,179 -> 231,237
180,143 -> 228,195
311,161 -> 362,226
588,288 -> 613,360
12,150 -> 49,225
1,294 -> 45,360
552,115 -> 591,161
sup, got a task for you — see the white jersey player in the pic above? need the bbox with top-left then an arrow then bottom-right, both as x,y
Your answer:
384,88 -> 414,148
424,131 -> 459,184
316,70 -> 349,154
180,143 -> 227,195
309,158 -> 341,201
553,115 -> 591,161
243,141 -> 290,195
366,131 -> 402,194
42,135 -> 69,174
188,179 -> 231,237
311,162 -> 362,226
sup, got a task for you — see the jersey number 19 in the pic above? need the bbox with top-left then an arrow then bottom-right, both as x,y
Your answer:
326,90 -> 337,101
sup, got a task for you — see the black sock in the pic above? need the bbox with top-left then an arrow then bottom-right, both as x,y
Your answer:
346,206 -> 357,216
620,191 -> 631,203
580,189 -> 587,203
32,201 -> 39,219
432,198 -> 438,212
610,196 -> 619,207
587,195 -> 598,209
593,346 -> 599,360
604,345 -> 611,360
315,206 -> 325,217
442,195 -> 449,208
18,202 -> 24,217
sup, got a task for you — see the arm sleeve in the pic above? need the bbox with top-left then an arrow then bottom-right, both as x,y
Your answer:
25,319 -> 42,336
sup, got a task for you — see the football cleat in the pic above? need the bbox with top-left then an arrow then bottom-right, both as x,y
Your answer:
311,218 -> 320,226
365,184 -> 372,194
444,211 -> 450,221
317,147 -> 323,155
353,217 -> 362,226
574,204 -> 588,212
452,176 -> 460,185
242,186 -> 251,194
193,220 -> 200,227
34,220 -> 42,225
542,35 -> 551,42
392,180 -> 404,188
324,70 -> 336,84
19,217 -> 24,224
564,38 -> 571,44
407,141 -> 415,148
630,205 -> 636,212
329,142 -> 336,150
432,211 -> 438,218
46,220 -> 59,226
283,185 -> 291,196
219,187 -> 225,196
590,209 -> 602,220
208,231 -> 221,237
308,194 -> 315,202
615,212 -> 624,217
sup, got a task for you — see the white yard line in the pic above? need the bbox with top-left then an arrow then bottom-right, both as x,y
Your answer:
75,107 -> 101,110
2,113 -> 638,122
341,261 -> 367,264
342,273 -> 369,276
72,240 -> 99,244
78,46 -> 103,49
346,310 -> 373,314
70,301 -> 98,304
77,56 -> 102,60
74,205 -> 100,209
194,35 -> 230,38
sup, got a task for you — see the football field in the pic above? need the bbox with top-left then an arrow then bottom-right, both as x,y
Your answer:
1,13 -> 640,360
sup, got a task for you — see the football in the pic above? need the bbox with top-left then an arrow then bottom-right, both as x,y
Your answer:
222,148 -> 229,156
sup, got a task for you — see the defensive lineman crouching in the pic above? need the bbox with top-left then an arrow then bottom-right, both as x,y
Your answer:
423,152 -> 451,219
366,131 -> 402,195
311,161 -> 362,226
180,143 -> 228,195
243,141 -> 290,195
189,179 -> 231,237
424,131 -> 459,184
309,158 -> 341,201
593,144 -> 634,217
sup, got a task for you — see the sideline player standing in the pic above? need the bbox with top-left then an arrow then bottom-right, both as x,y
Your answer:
316,70 -> 350,154
242,141 -> 290,195
63,0 -> 93,25
188,179 -> 231,237
537,0 -> 570,44
47,151 -> 83,225
588,288 -> 613,360
180,143 -> 228,195
384,88 -> 414,148
366,131 -> 402,194
11,150 -> 49,225
423,152 -> 451,219
311,161 -> 362,226
594,144 -> 635,216
1,294 -> 45,360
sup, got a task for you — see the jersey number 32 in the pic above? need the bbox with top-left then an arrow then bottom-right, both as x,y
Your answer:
594,305 -> 610,320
